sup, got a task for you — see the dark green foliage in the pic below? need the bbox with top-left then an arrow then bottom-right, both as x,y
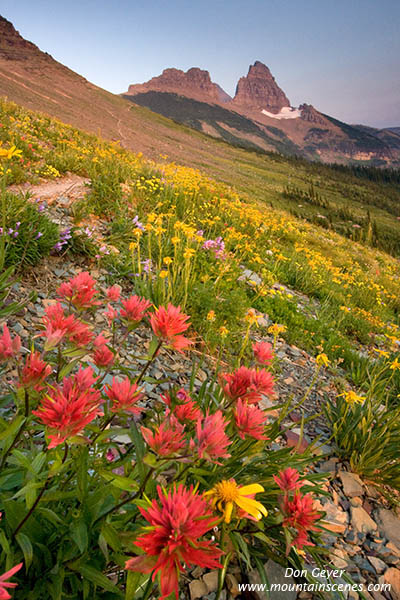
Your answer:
2,193 -> 59,268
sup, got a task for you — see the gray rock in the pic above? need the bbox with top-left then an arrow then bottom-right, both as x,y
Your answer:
350,506 -> 377,535
367,556 -> 387,574
339,471 -> 364,498
249,561 -> 296,600
374,508 -> 400,550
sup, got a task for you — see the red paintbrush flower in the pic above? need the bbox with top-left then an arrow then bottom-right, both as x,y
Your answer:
0,562 -> 23,600
220,366 -> 274,404
0,324 -> 21,362
162,389 -> 202,423
252,341 -> 274,366
150,304 -> 192,352
20,351 -> 52,390
281,491 -> 320,550
92,334 -> 114,367
273,467 -> 304,492
57,271 -> 100,309
105,377 -> 143,414
192,411 -> 231,464
125,484 -> 222,600
41,302 -> 77,349
32,367 -> 102,448
67,319 -> 93,347
120,295 -> 151,323
142,416 -> 186,456
104,303 -> 118,325
234,398 -> 267,440
105,284 -> 121,302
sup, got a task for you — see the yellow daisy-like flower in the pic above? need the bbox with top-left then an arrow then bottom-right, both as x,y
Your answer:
374,348 -> 389,359
268,323 -> 287,336
245,309 -> 261,326
316,353 -> 330,368
0,144 -> 22,160
207,310 -> 216,321
171,236 -> 180,245
159,270 -> 168,279
205,480 -> 267,524
183,248 -> 195,260
390,357 -> 400,371
219,326 -> 229,338
339,390 -> 365,406
163,256 -> 173,265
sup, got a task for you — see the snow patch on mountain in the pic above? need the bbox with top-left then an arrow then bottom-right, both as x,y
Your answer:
261,106 -> 301,120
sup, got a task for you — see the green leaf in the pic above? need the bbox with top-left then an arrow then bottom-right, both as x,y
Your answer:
98,470 -> 139,492
125,571 -> 149,599
70,519 -> 88,554
16,532 -> 33,570
74,564 -> 124,596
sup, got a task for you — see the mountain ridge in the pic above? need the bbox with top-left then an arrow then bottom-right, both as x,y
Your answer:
0,15 -> 399,166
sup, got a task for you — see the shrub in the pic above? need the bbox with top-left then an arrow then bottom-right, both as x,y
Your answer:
324,362 -> 400,498
0,272 -> 327,599
1,193 -> 59,268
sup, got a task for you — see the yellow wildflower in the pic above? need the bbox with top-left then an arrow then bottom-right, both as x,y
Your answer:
390,357 -> 400,371
163,257 -> 173,265
207,310 -> 216,321
268,323 -> 287,336
183,248 -> 195,260
339,390 -> 365,406
171,236 -> 180,245
205,480 -> 267,524
316,353 -> 330,368
219,326 -> 229,338
374,349 -> 389,359
159,270 -> 168,279
245,309 -> 261,326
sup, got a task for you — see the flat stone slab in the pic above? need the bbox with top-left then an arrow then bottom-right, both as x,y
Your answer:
375,508 -> 400,550
350,506 -> 377,535
339,471 -> 364,498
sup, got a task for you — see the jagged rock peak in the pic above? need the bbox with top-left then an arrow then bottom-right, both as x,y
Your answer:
127,67 -> 231,104
233,60 -> 290,113
0,14 -> 50,61
299,103 -> 327,125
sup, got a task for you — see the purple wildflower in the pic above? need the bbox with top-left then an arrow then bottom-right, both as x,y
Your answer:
132,215 -> 145,231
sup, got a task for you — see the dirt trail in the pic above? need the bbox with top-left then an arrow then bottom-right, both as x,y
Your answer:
9,173 -> 89,205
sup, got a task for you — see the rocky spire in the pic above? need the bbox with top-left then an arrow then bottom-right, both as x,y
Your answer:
232,61 -> 290,113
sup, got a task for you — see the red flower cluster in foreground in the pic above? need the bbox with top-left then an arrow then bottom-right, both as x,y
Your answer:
0,324 -> 21,362
57,271 -> 100,309
32,367 -> 102,448
234,398 -> 268,440
276,468 -> 320,550
105,377 -> 143,414
150,304 -> 192,352
220,366 -> 274,404
20,351 -> 52,391
252,341 -> 273,366
142,416 -> 186,456
125,485 -> 222,600
162,389 -> 202,423
42,302 -> 92,349
0,562 -> 23,600
120,295 -> 151,323
193,411 -> 231,464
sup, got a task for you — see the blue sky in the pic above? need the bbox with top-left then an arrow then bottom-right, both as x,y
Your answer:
1,0 -> 399,128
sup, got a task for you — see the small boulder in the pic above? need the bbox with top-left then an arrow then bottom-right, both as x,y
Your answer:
339,471 -> 364,498
384,567 -> 400,600
375,509 -> 400,550
350,506 -> 377,535
189,579 -> 208,600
